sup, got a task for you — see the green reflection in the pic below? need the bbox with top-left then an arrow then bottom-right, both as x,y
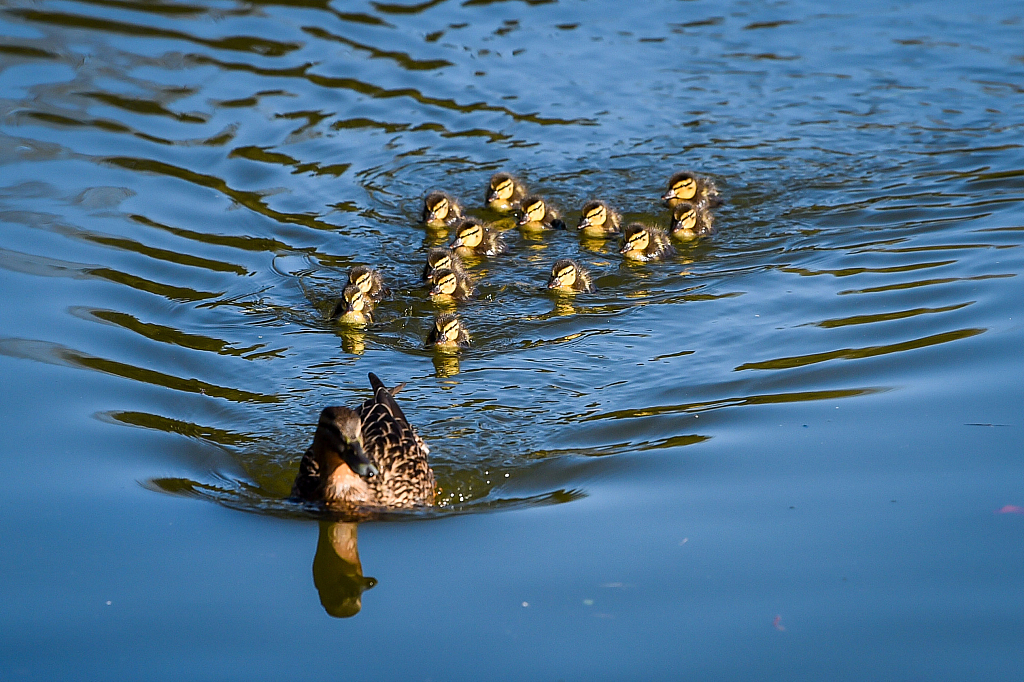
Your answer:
80,308 -> 271,357
839,273 -> 1013,295
303,27 -> 454,70
101,410 -> 256,446
814,302 -> 972,329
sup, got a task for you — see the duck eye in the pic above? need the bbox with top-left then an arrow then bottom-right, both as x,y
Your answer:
589,206 -> 604,221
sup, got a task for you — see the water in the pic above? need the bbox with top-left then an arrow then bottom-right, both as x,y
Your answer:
1,0 -> 1023,678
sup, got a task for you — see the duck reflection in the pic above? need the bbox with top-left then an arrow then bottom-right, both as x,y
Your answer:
432,349 -> 461,377
337,326 -> 366,355
312,521 -> 377,618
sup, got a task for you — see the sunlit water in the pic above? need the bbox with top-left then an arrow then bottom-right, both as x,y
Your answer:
1,0 -> 1022,679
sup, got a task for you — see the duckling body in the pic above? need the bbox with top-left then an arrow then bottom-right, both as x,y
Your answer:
449,218 -> 508,257
517,195 -> 565,231
429,268 -> 474,302
422,247 -> 466,282
422,191 -> 464,229
485,172 -> 527,212
669,202 -> 715,240
661,171 -> 722,212
576,200 -> 621,237
620,223 -> 676,262
547,259 -> 594,293
332,284 -> 374,325
347,265 -> 390,303
291,373 -> 434,509
426,312 -> 471,348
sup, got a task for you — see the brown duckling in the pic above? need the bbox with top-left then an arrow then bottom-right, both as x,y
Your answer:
517,195 -> 565,231
669,201 -> 715,240
449,218 -> 508,257
421,247 -> 466,282
347,265 -> 390,303
332,284 -> 374,325
620,223 -> 676,262
429,268 -> 474,302
421,191 -> 464,229
426,312 -> 472,348
576,200 -> 622,237
547,258 -> 594,293
291,372 -> 434,509
661,171 -> 722,211
485,172 -> 527,212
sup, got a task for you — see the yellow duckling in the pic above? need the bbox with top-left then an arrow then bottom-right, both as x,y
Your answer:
661,171 -> 722,211
421,247 -> 466,282
332,284 -> 374,325
426,312 -> 471,348
517,195 -> 565,231
620,223 -> 676,262
485,172 -> 527,212
429,268 -> 474,302
576,200 -> 621,237
421,191 -> 464,229
449,218 -> 508,257
291,372 -> 434,509
669,201 -> 715,241
547,258 -> 594,293
347,265 -> 390,303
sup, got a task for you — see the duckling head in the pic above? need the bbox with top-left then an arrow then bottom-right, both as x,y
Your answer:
429,268 -> 460,298
430,312 -> 468,347
316,406 -> 379,479
487,172 -> 517,206
662,171 -> 698,205
577,200 -> 610,232
670,202 -> 699,239
547,259 -> 580,290
423,247 -> 454,281
450,218 -> 484,250
348,265 -> 376,295
423,191 -> 453,225
336,284 -> 372,324
620,224 -> 651,256
517,196 -> 547,226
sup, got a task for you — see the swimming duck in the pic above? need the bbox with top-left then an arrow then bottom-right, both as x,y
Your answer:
576,200 -> 621,237
332,284 -> 374,325
485,172 -> 527,212
449,218 -> 508,257
291,372 -> 434,509
347,265 -> 390,303
547,258 -> 594,293
422,247 -> 466,282
661,171 -> 722,211
429,268 -> 474,302
669,201 -> 714,240
620,223 -> 676,262
421,191 -> 464,229
426,312 -> 472,348
517,195 -> 565,231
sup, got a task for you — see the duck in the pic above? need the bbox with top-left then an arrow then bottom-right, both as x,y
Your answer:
449,218 -> 508,257
485,172 -> 526,212
661,171 -> 722,211
429,268 -> 474,302
620,223 -> 676,262
576,200 -> 621,237
669,201 -> 714,240
517,195 -> 565,231
291,372 -> 435,509
426,312 -> 472,348
347,265 -> 390,303
422,247 -> 466,282
331,284 -> 374,325
546,258 -> 594,293
421,191 -> 464,229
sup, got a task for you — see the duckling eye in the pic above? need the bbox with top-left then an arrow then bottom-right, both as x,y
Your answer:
434,198 -> 447,211
464,226 -> 481,240
356,274 -> 369,287
526,202 -> 543,218
557,266 -> 573,279
587,206 -> 605,222
436,256 -> 450,269
443,322 -> 458,336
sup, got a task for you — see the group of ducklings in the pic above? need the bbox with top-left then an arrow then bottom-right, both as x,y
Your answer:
294,170 -> 721,512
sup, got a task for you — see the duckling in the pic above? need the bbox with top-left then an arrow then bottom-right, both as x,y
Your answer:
547,258 -> 594,293
669,201 -> 715,240
421,247 -> 467,282
347,265 -> 390,303
485,172 -> 527,212
426,312 -> 472,348
620,223 -> 676,262
517,195 -> 565,231
291,372 -> 434,509
429,268 -> 474,302
576,200 -> 621,237
449,218 -> 508,257
421,191 -> 464,229
661,171 -> 722,211
332,284 -> 374,325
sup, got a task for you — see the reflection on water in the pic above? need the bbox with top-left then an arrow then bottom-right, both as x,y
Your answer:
312,522 -> 377,619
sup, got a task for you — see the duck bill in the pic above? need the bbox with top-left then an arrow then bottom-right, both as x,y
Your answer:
517,214 -> 530,226
449,238 -> 464,249
661,191 -> 676,202
619,243 -> 632,254
345,441 -> 378,478
546,277 -> 560,289
576,219 -> 591,231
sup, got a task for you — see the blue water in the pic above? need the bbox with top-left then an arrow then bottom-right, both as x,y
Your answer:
1,0 -> 1023,679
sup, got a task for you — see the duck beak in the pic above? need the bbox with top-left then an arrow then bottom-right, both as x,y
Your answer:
449,237 -> 464,249
661,190 -> 675,201
347,441 -> 378,478
546,277 -> 559,289
576,218 -> 590,230
517,213 -> 530,226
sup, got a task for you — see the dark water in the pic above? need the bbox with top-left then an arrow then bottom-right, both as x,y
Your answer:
1,0 -> 1023,678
